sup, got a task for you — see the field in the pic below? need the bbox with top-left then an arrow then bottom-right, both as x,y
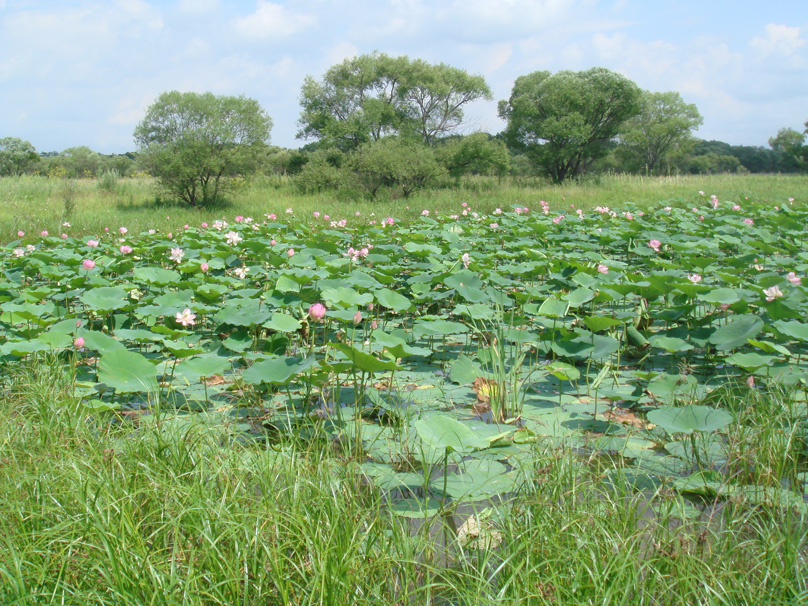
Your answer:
1,174 -> 808,604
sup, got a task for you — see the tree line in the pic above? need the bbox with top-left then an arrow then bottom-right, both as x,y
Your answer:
1,53 -> 805,206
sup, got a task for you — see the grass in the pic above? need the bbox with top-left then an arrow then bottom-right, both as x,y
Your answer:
1,172 -> 806,243
1,356 -> 806,604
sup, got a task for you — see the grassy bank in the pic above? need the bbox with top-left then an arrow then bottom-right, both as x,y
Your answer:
1,172 -> 805,243
0,357 -> 805,604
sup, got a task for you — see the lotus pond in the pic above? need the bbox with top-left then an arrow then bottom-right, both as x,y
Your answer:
2,192 -> 808,525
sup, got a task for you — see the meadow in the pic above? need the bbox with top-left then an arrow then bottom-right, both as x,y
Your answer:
1,173 -> 807,604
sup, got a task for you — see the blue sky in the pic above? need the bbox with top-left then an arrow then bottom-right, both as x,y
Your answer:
1,0 -> 806,153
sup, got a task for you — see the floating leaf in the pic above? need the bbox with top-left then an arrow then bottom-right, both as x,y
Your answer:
647,405 -> 733,435
97,349 -> 158,393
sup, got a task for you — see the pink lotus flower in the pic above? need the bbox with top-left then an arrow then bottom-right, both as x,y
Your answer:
287,248 -> 295,258
285,208 -> 293,214
597,264 -> 609,274
787,272 -> 801,286
169,247 -> 184,263
763,285 -> 783,302
746,375 -> 755,389
17,231 -> 24,237
323,214 -> 330,221
270,239 -> 276,246
421,209 -> 430,216
648,240 -> 661,252
352,311 -> 362,325
732,205 -> 740,211
41,230 -> 48,236
385,217 -> 394,226
87,240 -> 99,247
308,303 -> 326,322
489,222 -> 499,228
175,308 -> 196,327
688,273 -> 702,284
73,337 -> 85,349
370,320 -> 378,330
313,211 -> 320,218
82,259 -> 95,270
201,222 -> 208,228
61,233 -> 68,239
268,213 -> 276,220
118,227 -> 127,235
200,262 -> 209,273
104,227 -> 109,232
119,245 -> 133,254
235,215 -> 244,223
462,253 -> 470,268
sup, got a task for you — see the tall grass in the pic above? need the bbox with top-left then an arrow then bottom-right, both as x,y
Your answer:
1,173 -> 806,244
1,356 -> 806,604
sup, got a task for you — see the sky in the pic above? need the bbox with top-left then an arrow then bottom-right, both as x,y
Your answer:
1,0 -> 806,154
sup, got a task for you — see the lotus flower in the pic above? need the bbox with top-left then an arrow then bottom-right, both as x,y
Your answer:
308,303 -> 326,322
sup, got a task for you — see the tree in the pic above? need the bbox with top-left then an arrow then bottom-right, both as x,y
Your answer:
0,137 -> 39,176
134,91 -> 272,206
769,124 -> 807,168
60,146 -> 102,177
436,133 -> 510,179
617,91 -> 703,173
498,67 -> 642,183
346,138 -> 446,198
298,53 -> 490,150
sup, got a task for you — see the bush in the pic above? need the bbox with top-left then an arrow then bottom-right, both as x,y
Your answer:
347,138 -> 446,198
294,152 -> 346,194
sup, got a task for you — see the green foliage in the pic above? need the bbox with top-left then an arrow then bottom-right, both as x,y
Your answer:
618,91 -> 703,173
134,91 -> 272,206
0,137 -> 39,176
687,152 -> 743,175
436,132 -> 510,178
294,150 -> 346,194
298,52 -> 490,150
498,67 -> 643,182
346,138 -> 447,198
769,124 -> 807,168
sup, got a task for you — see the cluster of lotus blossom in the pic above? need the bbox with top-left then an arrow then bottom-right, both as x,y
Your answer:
343,246 -> 370,261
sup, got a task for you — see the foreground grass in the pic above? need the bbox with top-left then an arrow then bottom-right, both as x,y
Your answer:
1,172 -> 806,243
1,358 -> 806,604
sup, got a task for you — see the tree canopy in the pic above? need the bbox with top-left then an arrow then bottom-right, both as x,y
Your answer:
769,122 -> 807,168
618,91 -> 703,173
134,91 -> 272,206
498,67 -> 642,182
0,137 -> 39,176
298,53 -> 491,150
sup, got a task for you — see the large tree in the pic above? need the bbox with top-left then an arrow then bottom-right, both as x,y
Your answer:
298,53 -> 491,150
134,91 -> 272,206
0,137 -> 39,176
769,122 -> 807,168
618,91 -> 703,173
498,67 -> 642,182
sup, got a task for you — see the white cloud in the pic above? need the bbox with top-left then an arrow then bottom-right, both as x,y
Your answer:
176,0 -> 218,16
232,1 -> 315,40
324,42 -> 359,68
481,43 -> 513,73
751,23 -> 804,56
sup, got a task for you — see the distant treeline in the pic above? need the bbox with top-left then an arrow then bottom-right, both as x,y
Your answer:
1,54 -> 805,204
